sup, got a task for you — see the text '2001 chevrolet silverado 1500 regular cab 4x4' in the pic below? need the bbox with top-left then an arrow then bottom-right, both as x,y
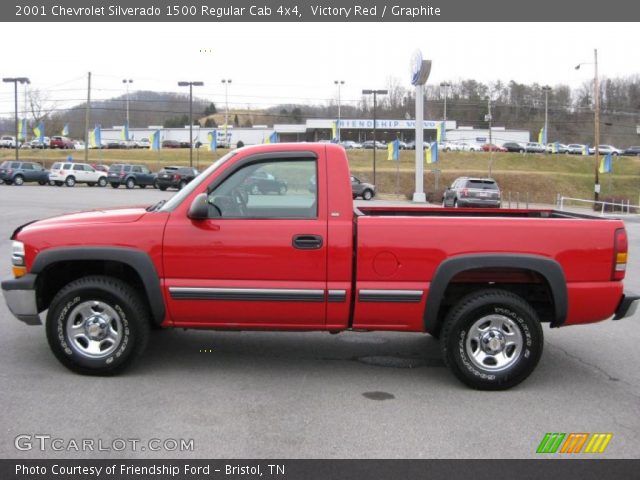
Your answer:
2,143 -> 638,390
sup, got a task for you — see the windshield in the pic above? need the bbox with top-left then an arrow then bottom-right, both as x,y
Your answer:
467,180 -> 498,190
159,151 -> 237,212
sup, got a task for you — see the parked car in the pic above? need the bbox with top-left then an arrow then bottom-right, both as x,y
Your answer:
524,142 -> 546,153
442,177 -> 501,208
466,143 -> 484,152
0,136 -> 17,148
155,166 -> 199,190
406,140 -> 416,150
351,175 -> 376,200
245,171 -> 288,195
546,143 -> 569,154
136,138 -> 151,149
590,145 -> 623,156
441,142 -> 466,152
108,164 -> 157,189
362,140 -> 386,149
4,143 -> 636,392
49,136 -> 74,149
567,144 -> 586,155
0,161 -> 49,186
30,137 -> 50,149
481,143 -> 507,152
339,140 -> 361,150
48,162 -> 108,187
73,141 -> 86,150
162,140 -> 180,149
502,142 -> 525,153
622,146 -> 640,157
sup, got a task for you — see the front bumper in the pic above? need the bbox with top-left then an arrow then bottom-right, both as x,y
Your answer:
1,274 -> 41,325
613,294 -> 640,320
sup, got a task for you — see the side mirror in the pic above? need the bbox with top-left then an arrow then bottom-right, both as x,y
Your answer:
188,193 -> 210,220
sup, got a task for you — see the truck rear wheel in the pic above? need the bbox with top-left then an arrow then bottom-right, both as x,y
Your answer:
46,275 -> 150,375
440,289 -> 543,390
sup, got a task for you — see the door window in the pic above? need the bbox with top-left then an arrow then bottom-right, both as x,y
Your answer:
207,159 -> 317,219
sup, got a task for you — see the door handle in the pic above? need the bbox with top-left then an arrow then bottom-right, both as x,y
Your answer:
292,234 -> 323,250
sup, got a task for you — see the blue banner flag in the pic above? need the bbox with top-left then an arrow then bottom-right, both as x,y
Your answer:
33,121 -> 44,142
599,153 -> 612,173
62,124 -> 69,136
425,141 -> 439,164
149,130 -> 161,150
208,130 -> 217,151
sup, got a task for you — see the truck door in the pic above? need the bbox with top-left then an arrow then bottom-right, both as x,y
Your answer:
163,152 -> 327,328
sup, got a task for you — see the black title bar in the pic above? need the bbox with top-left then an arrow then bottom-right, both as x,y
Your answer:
5,0 -> 640,22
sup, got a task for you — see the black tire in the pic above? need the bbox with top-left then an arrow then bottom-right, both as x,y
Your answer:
139,184 -> 146,189
110,183 -> 119,189
278,184 -> 287,195
55,181 -> 63,187
440,289 -> 543,390
453,199 -> 458,208
362,189 -> 373,201
65,176 -> 76,187
45,275 -> 150,375
97,177 -> 107,187
13,175 -> 24,186
159,185 -> 167,191
153,179 -> 159,189
38,180 -> 47,186
87,182 -> 95,187
178,180 -> 187,190
125,178 -> 135,189
4,179 -> 13,185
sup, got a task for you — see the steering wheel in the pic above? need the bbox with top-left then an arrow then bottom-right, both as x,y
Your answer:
231,188 -> 248,216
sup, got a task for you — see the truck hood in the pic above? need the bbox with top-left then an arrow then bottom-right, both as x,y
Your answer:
14,207 -> 148,237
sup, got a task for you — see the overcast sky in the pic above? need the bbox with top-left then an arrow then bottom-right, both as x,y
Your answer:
0,22 -> 638,118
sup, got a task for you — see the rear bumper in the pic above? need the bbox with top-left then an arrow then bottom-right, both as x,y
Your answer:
613,294 -> 640,320
457,198 -> 501,208
1,274 -> 41,325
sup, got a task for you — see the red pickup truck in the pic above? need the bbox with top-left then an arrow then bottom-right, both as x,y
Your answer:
2,143 -> 638,390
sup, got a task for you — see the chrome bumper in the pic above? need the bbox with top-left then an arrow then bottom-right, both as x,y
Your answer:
1,274 -> 41,325
613,294 -> 640,320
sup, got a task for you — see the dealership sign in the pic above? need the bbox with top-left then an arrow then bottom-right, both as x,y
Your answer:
336,119 -> 452,129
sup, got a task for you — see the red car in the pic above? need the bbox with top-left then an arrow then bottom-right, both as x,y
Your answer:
481,143 -> 507,152
49,136 -> 74,149
2,143 -> 637,390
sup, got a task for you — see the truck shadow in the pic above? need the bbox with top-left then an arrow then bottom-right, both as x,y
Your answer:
136,328 -> 445,375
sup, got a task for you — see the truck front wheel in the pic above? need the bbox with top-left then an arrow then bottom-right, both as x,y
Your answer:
46,275 -> 150,375
440,289 -> 543,390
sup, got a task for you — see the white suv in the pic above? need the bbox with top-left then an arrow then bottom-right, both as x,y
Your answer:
49,162 -> 108,187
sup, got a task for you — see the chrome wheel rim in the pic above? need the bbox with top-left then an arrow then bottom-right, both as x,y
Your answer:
465,314 -> 523,371
66,300 -> 123,359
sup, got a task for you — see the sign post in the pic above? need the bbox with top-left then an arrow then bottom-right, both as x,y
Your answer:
410,50 -> 432,203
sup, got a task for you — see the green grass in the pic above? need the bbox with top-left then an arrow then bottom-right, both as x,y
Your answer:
3,148 -> 639,205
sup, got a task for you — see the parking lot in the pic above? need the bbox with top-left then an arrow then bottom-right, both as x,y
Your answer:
1,184 -> 639,459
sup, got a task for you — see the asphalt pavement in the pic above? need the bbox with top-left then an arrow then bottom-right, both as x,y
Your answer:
0,184 -> 639,459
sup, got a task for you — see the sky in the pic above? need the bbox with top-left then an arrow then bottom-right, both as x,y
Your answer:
0,22 -> 638,119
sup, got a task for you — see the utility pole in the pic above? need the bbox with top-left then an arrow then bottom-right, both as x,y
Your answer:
122,79 -> 133,134
487,97 -> 494,177
221,79 -> 231,147
440,82 -> 451,122
594,48 -> 600,202
178,81 -> 204,167
542,86 -> 551,154
362,89 -> 388,185
84,72 -> 91,163
334,80 -> 344,141
2,77 -> 30,162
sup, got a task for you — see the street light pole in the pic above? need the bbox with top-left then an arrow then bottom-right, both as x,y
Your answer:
334,80 -> 344,141
2,77 -> 30,162
122,79 -> 133,133
440,82 -> 451,122
575,49 -> 600,202
362,89 -> 388,185
221,79 -> 232,147
542,86 -> 551,155
178,81 -> 204,168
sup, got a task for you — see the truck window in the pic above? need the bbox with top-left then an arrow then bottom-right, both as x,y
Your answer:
207,159 -> 317,219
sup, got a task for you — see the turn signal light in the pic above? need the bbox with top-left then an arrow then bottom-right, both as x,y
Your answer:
12,266 -> 26,278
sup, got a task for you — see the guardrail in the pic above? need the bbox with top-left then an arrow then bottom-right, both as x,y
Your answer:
558,196 -> 638,215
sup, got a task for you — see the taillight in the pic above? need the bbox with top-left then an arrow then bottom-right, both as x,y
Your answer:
175,174 -> 181,180
462,188 -> 468,197
7,169 -> 13,174
613,228 -> 628,280
120,172 -> 125,177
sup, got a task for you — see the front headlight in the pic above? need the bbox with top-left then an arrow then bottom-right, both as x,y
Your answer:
11,241 -> 26,278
